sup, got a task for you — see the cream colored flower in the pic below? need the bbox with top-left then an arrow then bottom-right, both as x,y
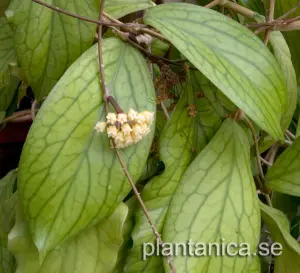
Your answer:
94,121 -> 106,133
131,132 -> 143,143
140,122 -> 150,136
124,134 -> 134,145
121,123 -> 132,135
115,131 -> 125,142
135,113 -> 146,124
141,111 -> 154,125
107,125 -> 118,138
117,113 -> 127,124
132,124 -> 143,136
106,113 -> 117,124
115,139 -> 126,149
128,108 -> 138,121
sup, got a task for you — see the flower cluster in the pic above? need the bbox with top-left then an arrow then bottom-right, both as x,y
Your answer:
94,109 -> 154,149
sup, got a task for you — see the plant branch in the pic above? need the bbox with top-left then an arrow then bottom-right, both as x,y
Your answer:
97,2 -> 176,272
0,110 -> 36,124
263,0 -> 275,45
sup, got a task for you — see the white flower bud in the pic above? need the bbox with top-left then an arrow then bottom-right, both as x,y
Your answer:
107,125 -> 118,138
117,113 -> 127,124
121,123 -> 132,135
94,121 -> 106,133
128,108 -> 138,121
106,113 -> 117,124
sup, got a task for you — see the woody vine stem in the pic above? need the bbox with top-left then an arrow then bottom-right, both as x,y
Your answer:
96,1 -> 177,272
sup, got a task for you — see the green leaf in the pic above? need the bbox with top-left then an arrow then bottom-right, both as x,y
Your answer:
151,38 -> 169,57
105,0 -> 154,19
269,31 -> 297,130
0,170 -> 17,273
0,17 -> 19,116
18,37 -> 156,259
265,136 -> 300,196
6,0 -> 99,100
0,17 -> 17,87
8,201 -> 128,273
249,257 -> 261,273
260,202 -> 300,273
163,119 -> 260,273
144,3 -> 287,140
123,83 -> 222,273
274,0 -> 300,85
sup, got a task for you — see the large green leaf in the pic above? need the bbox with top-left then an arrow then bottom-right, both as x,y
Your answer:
18,37 -> 156,259
105,0 -> 155,18
144,3 -> 287,140
260,202 -> 300,273
269,31 -> 297,130
123,82 -> 222,273
0,170 -> 17,273
6,0 -> 99,100
162,119 -> 260,273
0,17 -> 19,117
265,136 -> 300,196
8,201 -> 128,273
0,17 -> 17,86
274,0 -> 300,84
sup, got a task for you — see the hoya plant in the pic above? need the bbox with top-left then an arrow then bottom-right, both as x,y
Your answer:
1,0 -> 300,272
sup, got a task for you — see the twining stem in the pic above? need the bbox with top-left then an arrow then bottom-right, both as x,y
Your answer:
0,110 -> 38,124
286,129 -> 296,140
97,1 -> 177,272
264,0 -> 275,45
31,100 -> 37,120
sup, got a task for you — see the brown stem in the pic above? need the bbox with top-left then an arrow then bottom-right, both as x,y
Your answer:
0,110 -> 34,124
106,96 -> 124,114
97,2 -> 177,272
286,129 -> 296,140
31,100 -> 37,120
264,0 -> 275,45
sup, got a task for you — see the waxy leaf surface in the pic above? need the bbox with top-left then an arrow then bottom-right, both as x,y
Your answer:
0,17 -> 19,117
269,32 -> 297,130
260,202 -> 300,273
123,82 -> 223,273
8,202 -> 128,273
105,0 -> 154,18
0,170 -> 16,273
144,3 -> 287,139
274,0 -> 300,84
6,0 -> 99,100
18,38 -> 156,259
163,119 -> 260,273
266,136 -> 300,196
